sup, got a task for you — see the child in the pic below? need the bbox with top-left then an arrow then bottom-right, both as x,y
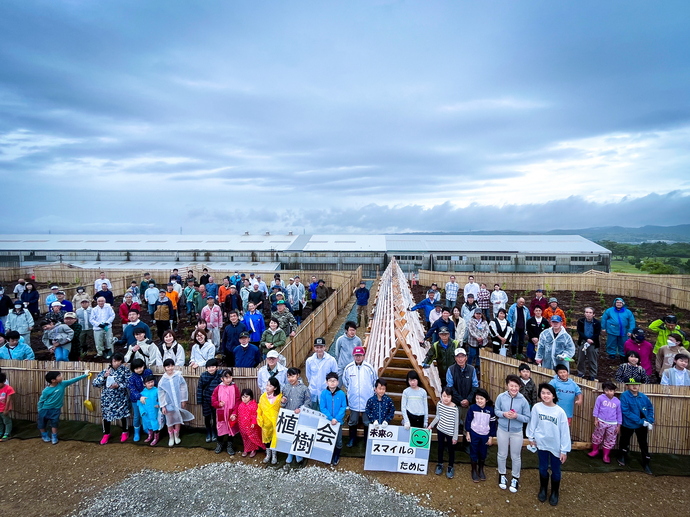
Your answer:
197,358 -> 222,442
38,369 -> 90,444
365,378 -> 396,429
257,377 -> 282,464
660,353 -> 690,386
138,375 -> 162,446
401,370 -> 428,430
41,319 -> 74,363
127,358 -> 152,442
527,384 -> 571,507
158,358 -> 195,447
549,364 -> 583,426
92,353 -> 131,445
237,388 -> 265,457
518,363 -> 538,407
618,378 -> 654,475
124,329 -> 159,368
656,332 -> 690,378
211,368 -> 241,455
189,329 -> 216,369
495,374 -> 531,493
623,328 -> 655,377
615,351 -> 648,384
320,371 -> 347,466
588,382 -> 621,463
281,367 -> 311,468
465,388 -> 497,482
428,386 -> 459,479
0,372 -> 15,441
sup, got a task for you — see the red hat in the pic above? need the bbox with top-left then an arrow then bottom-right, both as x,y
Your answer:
353,346 -> 366,356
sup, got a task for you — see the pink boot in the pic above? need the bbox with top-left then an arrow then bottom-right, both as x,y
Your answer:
144,430 -> 153,443
602,448 -> 611,464
100,434 -> 110,445
588,444 -> 600,458
150,432 -> 160,447
120,432 -> 129,443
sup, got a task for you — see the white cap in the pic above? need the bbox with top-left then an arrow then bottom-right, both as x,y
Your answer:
266,350 -> 280,359
454,347 -> 467,356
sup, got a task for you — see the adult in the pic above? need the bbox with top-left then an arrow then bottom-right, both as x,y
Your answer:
259,317 -> 287,359
93,272 -> 112,294
411,290 -> 441,325
76,299 -> 94,357
648,315 -> 689,353
0,287 -> 14,326
247,283 -> 266,312
576,307 -> 602,381
305,337 -> 338,404
489,308 -> 513,356
116,309 -> 152,347
243,302 -> 266,346
309,275 -> 319,308
153,289 -> 174,337
507,297 -> 530,357
5,300 -> 34,346
93,283 -> 115,306
12,278 -> 26,299
426,307 -> 456,344
288,276 -> 306,325
477,283 -> 492,321
333,321 -> 362,381
233,331 -> 261,368
256,275 -> 269,296
220,310 -> 247,367
183,280 -> 202,324
56,291 -> 73,313
429,282 -> 441,302
63,312 -> 82,362
446,347 -> 479,452
429,302 -> 443,327
543,298 -> 566,328
271,300 -> 297,337
257,350 -> 288,393
422,327 -> 459,384
526,306 -> 550,363
535,316 -> 576,371
314,279 -> 329,310
353,281 -> 370,329
155,330 -> 185,367
164,283 -> 180,327
656,332 -> 690,378
218,278 -> 233,306
490,284 -> 508,319
463,276 -> 479,303
200,296 -> 223,351
467,308 -> 490,370
46,301 -> 66,324
89,296 -> 116,358
72,286 -> 90,308
168,268 -> 182,285
20,281 -> 40,318
240,278 -> 252,313
623,328 -> 655,377
0,330 -> 35,360
184,269 -> 197,286
139,273 -> 154,303
444,275 -> 460,308
199,268 -> 210,286
45,285 -> 59,310
205,276 -> 219,300
118,293 -> 140,324
269,289 -> 291,313
460,293 -> 478,325
343,346 -> 377,448
495,374 -> 531,493
600,297 -> 636,360
529,289 -> 549,315
144,282 -> 159,319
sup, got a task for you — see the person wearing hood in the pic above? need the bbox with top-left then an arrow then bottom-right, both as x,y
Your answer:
0,330 -> 35,360
535,316 -> 576,371
623,328 -> 655,376
6,299 -> 34,344
601,298 -> 636,360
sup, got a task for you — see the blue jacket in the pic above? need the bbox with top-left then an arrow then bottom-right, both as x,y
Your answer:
620,390 -> 654,429
128,368 -> 153,402
601,298 -> 636,337
320,387 -> 347,424
205,283 -> 219,299
410,298 -> 436,322
365,394 -> 396,424
233,344 -> 262,368
221,321 -> 248,355
425,317 -> 456,342
507,303 -> 531,330
355,287 -> 370,306
243,312 -> 266,342
118,320 -> 152,346
0,341 -> 35,360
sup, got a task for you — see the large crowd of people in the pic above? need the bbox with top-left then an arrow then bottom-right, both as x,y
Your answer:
0,270 -> 687,507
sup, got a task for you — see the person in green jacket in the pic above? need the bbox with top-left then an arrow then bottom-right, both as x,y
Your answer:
37,369 -> 90,444
649,315 -> 689,353
423,327 -> 459,384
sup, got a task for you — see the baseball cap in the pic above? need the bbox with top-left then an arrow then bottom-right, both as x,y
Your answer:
50,285 -> 59,290
439,326 -> 450,334
314,337 -> 326,346
266,350 -> 280,359
51,301 -> 63,307
277,300 -> 285,305
454,348 -> 467,356
550,315 -> 563,322
64,312 -> 77,319
239,331 -> 250,338
353,346 -> 366,355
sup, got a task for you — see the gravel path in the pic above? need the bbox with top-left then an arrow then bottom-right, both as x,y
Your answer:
71,462 -> 445,517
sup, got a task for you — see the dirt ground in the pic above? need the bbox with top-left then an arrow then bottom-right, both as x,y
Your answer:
1,438 -> 688,517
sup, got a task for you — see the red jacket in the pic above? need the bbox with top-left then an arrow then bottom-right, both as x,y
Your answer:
119,301 -> 141,323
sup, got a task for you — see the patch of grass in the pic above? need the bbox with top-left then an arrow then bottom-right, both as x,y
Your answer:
610,260 -> 650,274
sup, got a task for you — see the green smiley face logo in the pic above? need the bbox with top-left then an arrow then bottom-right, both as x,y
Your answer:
410,428 -> 430,449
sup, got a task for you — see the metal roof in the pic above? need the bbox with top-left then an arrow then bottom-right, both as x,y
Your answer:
0,234 -> 609,254
32,261 -> 282,271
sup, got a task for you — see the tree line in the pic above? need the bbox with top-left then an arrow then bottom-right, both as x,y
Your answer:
598,240 -> 690,274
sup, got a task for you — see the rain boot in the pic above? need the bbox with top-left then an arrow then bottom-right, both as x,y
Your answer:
144,430 -> 153,443
346,429 -> 356,448
150,432 -> 160,446
133,426 -> 141,442
471,462 -> 479,482
332,447 -> 342,466
588,443 -> 599,458
549,477 -> 560,506
478,460 -> 486,481
642,456 -> 653,475
602,448 -> 611,464
538,475 -> 549,502
618,449 -> 628,467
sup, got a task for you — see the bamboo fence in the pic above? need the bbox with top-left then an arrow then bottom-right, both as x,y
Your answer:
479,349 -> 690,455
418,270 -> 690,311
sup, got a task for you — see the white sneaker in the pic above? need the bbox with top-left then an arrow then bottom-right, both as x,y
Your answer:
509,477 -> 519,493
498,474 -> 508,490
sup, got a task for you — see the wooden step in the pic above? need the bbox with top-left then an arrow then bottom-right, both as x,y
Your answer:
380,366 -> 413,379
388,356 -> 422,368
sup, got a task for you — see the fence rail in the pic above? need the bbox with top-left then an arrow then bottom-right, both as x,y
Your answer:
479,349 -> 690,455
418,270 -> 690,310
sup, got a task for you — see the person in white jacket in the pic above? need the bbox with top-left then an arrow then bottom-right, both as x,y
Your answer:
305,337 -> 338,404
189,329 -> 216,369
527,383 -> 571,507
535,316 -> 576,372
155,330 -> 186,367
342,346 -> 377,448
490,284 -> 508,318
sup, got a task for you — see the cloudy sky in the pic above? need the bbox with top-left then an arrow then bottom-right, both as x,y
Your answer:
1,0 -> 689,235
